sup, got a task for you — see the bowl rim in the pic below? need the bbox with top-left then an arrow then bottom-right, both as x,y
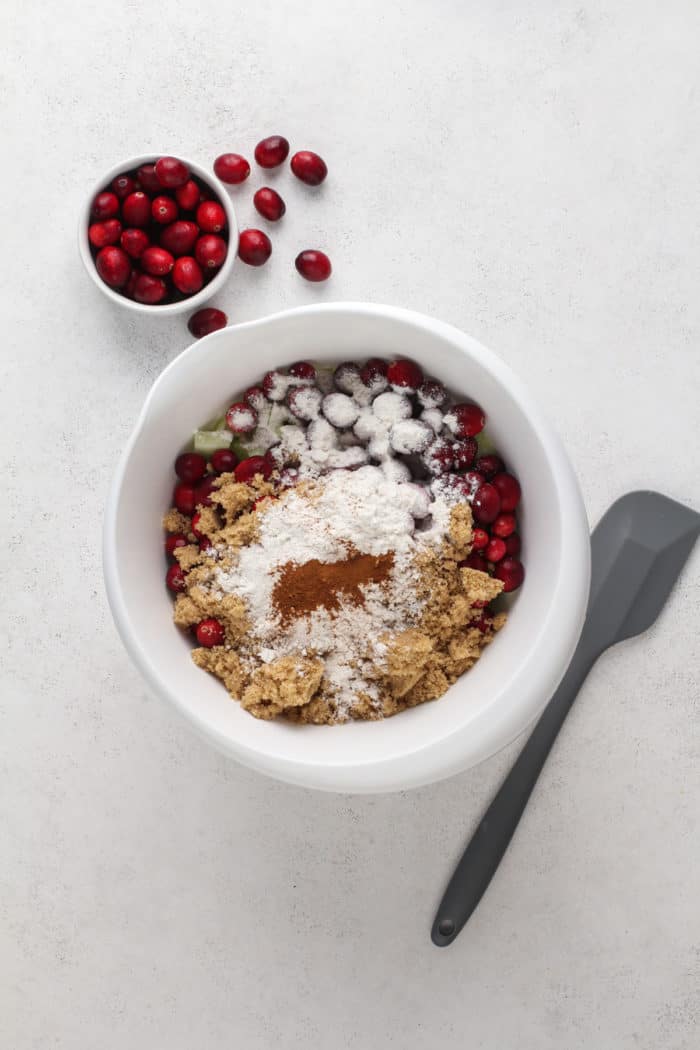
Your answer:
78,153 -> 237,316
103,302 -> 591,792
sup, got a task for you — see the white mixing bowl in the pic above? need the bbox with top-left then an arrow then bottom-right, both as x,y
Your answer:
104,303 -> 590,793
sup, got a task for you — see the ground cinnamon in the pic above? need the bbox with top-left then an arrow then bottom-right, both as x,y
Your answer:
272,549 -> 395,623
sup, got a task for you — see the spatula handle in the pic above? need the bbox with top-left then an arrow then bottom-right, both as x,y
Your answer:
431,632 -> 599,947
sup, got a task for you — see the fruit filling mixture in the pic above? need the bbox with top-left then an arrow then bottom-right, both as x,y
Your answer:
162,358 -> 525,724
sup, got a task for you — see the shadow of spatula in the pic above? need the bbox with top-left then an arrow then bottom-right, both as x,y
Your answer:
432,491 -> 700,947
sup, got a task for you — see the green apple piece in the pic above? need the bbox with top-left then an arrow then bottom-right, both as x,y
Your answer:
476,429 -> 497,454
193,429 -> 234,457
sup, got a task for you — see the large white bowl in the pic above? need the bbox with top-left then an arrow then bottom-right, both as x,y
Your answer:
104,303 -> 590,793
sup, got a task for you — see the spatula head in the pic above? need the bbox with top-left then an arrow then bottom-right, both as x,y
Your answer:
588,491 -> 700,648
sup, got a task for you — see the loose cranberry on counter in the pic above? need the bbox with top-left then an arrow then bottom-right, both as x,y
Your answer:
155,156 -> 190,189
88,219 -> 122,248
166,563 -> 187,593
492,472 -> 521,511
175,179 -> 201,210
234,455 -> 271,483
238,229 -> 272,266
485,537 -> 507,563
165,533 -> 189,557
141,246 -> 175,276
445,403 -> 486,438
254,135 -> 290,168
172,256 -> 204,294
288,361 -> 316,380
196,200 -> 227,234
290,150 -> 328,185
195,234 -> 228,270
122,191 -> 151,226
160,220 -> 199,255
211,448 -> 238,473
452,437 -> 478,471
188,307 -> 228,338
214,153 -> 251,183
133,273 -> 167,304
492,513 -> 516,538
95,246 -> 131,288
137,164 -> 161,193
495,557 -> 525,592
152,195 -> 178,225
91,191 -> 120,220
175,452 -> 207,484
386,359 -> 423,392
472,482 -> 501,524
253,187 -> 286,221
225,402 -> 258,434
111,174 -> 135,199
195,618 -> 225,647
120,227 -> 150,258
295,249 -> 331,281
476,454 -> 505,479
472,528 -> 490,551
505,533 -> 521,556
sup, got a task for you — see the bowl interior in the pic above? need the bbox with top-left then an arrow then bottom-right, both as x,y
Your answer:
106,305 -> 589,791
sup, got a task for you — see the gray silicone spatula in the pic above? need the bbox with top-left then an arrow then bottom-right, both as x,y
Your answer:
432,490 -> 700,948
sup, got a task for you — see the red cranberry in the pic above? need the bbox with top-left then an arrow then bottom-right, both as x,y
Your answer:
195,618 -> 225,647
288,361 -> 316,380
120,227 -> 150,258
234,456 -> 271,483
133,273 -> 167,304
141,246 -> 175,276
492,472 -> 521,512
417,380 -> 447,407
191,511 -> 206,540
160,221 -> 199,255
155,156 -> 190,189
152,195 -> 178,224
196,200 -> 227,234
122,191 -> 151,226
199,536 -> 213,552
262,449 -> 279,476
188,307 -> 227,338
225,402 -> 258,434
214,153 -> 251,183
295,249 -> 331,281
485,537 -> 507,563
173,483 -> 197,514
195,234 -> 227,270
472,528 -> 490,550
290,150 -> 328,185
360,358 -> 388,384
244,385 -> 266,408
495,557 -> 525,592
492,513 -> 516,539
253,187 -> 286,221
172,257 -> 204,294
386,359 -> 423,392
476,454 -> 505,479
423,438 -> 454,476
505,533 -> 521,556
195,475 -> 219,507
254,135 -> 290,168
165,533 -> 189,558
111,174 -> 136,199
472,482 -> 501,524
175,452 -> 207,483
95,246 -> 131,288
463,470 -> 485,493
166,563 -> 187,593
88,219 -> 122,248
464,551 -> 489,572
123,269 -> 139,300
175,179 -> 201,210
473,615 -> 494,633
446,403 -> 486,438
91,191 -> 119,220
137,164 -> 161,193
238,229 -> 272,266
211,448 -> 238,473
452,437 -> 478,471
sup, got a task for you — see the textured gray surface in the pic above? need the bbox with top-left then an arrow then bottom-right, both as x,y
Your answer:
2,1 -> 700,1047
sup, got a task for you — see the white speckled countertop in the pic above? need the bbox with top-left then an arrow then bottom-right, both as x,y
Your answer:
2,2 -> 699,1047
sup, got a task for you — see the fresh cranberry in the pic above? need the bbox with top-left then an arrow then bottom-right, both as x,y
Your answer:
386,359 -> 423,392
214,153 -> 251,183
195,234 -> 227,270
464,551 -> 489,572
175,452 -> 207,483
452,437 -> 478,471
485,537 -> 507,563
191,511 -> 206,540
173,483 -> 197,515
152,195 -> 178,225
175,179 -> 201,210
244,385 -> 266,408
160,220 -> 199,255
133,273 -> 167,304
360,358 -> 389,384
446,403 -> 486,438
234,455 -> 271,483
472,528 -> 490,550
199,536 -> 213,552
492,472 -> 521,512
253,187 -> 286,221
95,246 -> 131,288
476,454 -> 505,479
495,557 -> 525,592
295,250 -> 331,281
155,156 -> 190,189
254,135 -> 290,168
166,563 -> 187,593
165,533 -> 189,558
505,533 -> 521,556
290,150 -> 328,185
88,219 -> 122,248
111,174 -> 136,199
123,269 -> 139,299
141,246 -> 175,276
188,307 -> 227,338
472,482 -> 501,524
195,475 -> 219,507
137,163 -> 161,193
262,370 -> 287,400
492,513 -> 516,539
195,618 -> 225,647
120,227 -> 150,258
172,257 -> 203,294
474,615 -> 494,633
211,448 -> 238,473
417,380 -> 447,407
262,449 -> 279,476
122,191 -> 151,226
91,191 -> 119,220
238,229 -> 272,266
463,470 -> 485,493
225,402 -> 258,434
288,361 -> 316,380
196,200 -> 227,234
423,438 -> 454,475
